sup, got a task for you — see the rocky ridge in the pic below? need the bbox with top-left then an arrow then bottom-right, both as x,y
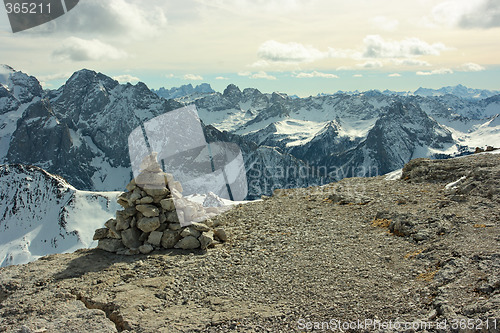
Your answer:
0,152 -> 498,332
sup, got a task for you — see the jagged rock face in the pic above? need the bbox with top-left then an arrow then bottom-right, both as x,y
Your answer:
222,83 -> 242,105
0,85 -> 21,115
2,69 -> 43,103
7,101 -> 74,173
288,120 -> 359,164
320,102 -> 455,177
4,68 -> 183,190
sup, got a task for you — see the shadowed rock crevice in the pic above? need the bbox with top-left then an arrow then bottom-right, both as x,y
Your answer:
72,291 -> 131,332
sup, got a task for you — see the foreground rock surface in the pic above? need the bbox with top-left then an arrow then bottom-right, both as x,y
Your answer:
0,153 -> 499,332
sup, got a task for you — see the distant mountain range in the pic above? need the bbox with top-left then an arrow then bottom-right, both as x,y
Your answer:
155,83 -> 499,101
152,83 -> 215,100
328,84 -> 500,100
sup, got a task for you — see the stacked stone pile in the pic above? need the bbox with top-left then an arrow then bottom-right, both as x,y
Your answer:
93,153 -> 228,254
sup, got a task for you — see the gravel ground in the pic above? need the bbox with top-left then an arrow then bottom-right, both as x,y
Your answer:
0,153 -> 499,332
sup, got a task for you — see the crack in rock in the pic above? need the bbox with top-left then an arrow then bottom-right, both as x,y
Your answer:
72,291 -> 131,332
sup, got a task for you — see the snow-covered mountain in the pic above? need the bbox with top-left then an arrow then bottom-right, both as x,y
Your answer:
152,83 -> 215,100
3,67 -> 184,191
328,85 -> 498,100
414,84 -> 500,100
191,86 -> 498,179
1,66 -> 499,199
0,164 -> 120,267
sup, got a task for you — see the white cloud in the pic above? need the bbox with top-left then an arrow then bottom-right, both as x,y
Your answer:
52,37 -> 128,62
353,74 -> 363,78
371,16 -> 399,31
165,74 -> 175,78
216,76 -> 229,80
37,72 -> 72,82
250,71 -> 277,80
253,35 -> 446,71
392,59 -> 431,67
257,40 -> 327,63
239,71 -> 276,80
357,61 -> 383,69
32,0 -> 167,40
430,0 -> 500,29
113,74 -> 140,83
184,74 -> 203,80
416,68 -> 453,76
295,71 -> 338,79
458,62 -> 485,72
388,73 -> 401,77
362,35 -> 447,59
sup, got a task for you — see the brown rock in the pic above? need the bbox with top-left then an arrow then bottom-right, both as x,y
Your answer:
136,172 -> 165,187
125,178 -> 136,191
160,198 -> 175,211
121,228 -> 142,249
137,216 -> 160,233
139,243 -> 154,254
199,231 -> 214,250
180,227 -> 201,238
144,187 -> 169,198
115,211 -> 131,231
161,230 -> 180,249
97,239 -> 123,253
214,228 -> 228,242
136,196 -> 154,205
175,236 -> 200,249
104,218 -> 121,239
136,204 -> 160,217
93,228 -> 108,240
190,222 -> 211,233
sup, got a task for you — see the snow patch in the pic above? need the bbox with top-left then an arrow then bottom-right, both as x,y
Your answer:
445,176 -> 467,190
385,168 -> 402,180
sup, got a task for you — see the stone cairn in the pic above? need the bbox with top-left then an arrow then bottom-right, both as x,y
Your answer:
93,153 -> 228,255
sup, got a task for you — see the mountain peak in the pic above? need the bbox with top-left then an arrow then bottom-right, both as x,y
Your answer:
223,83 -> 241,95
63,69 -> 119,95
222,84 -> 242,102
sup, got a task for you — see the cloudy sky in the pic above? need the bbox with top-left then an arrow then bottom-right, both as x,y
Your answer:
0,0 -> 499,96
